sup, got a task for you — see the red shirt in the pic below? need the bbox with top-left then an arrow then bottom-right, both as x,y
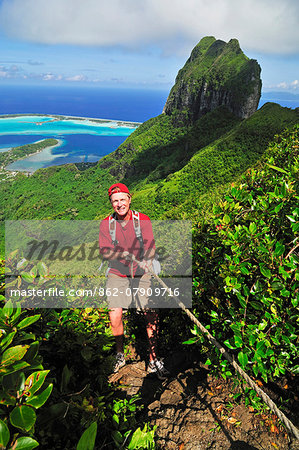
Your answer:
99,210 -> 155,277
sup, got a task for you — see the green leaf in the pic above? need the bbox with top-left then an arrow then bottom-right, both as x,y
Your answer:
291,296 -> 298,308
127,424 -> 155,449
17,315 -> 41,330
224,339 -> 236,349
250,301 -> 263,310
274,242 -> 285,257
258,362 -> 268,383
10,405 -> 36,431
0,390 -> 17,406
24,371 -> 50,398
2,301 -> 16,318
30,267 -> 38,278
252,364 -> 259,378
0,419 -> 10,447
259,264 -> 271,279
17,333 -> 36,343
256,341 -> 266,357
112,413 -> 119,428
271,281 -> 284,291
234,335 -> 243,348
37,262 -> 49,277
1,345 -> 29,368
238,351 -> 248,368
237,295 -> 246,308
182,337 -> 198,345
20,273 -> 35,283
24,342 -> 39,363
4,361 -> 30,376
10,436 -> 39,449
1,331 -> 17,351
10,305 -> 22,324
25,384 -> 53,409
3,371 -> 25,394
249,222 -> 257,234
60,365 -> 72,392
281,288 -> 290,297
112,430 -> 123,445
76,422 -> 97,450
240,265 -> 249,275
266,164 -> 288,174
286,214 -> 296,223
274,202 -> 284,213
223,214 -> 230,224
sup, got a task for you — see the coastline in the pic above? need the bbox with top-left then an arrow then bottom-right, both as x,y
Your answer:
0,113 -> 139,174
0,113 -> 141,128
4,138 -> 63,175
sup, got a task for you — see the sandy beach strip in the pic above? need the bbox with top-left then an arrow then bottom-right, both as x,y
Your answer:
0,113 -> 141,127
4,138 -> 64,172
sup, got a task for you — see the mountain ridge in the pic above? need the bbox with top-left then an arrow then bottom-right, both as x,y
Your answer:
163,36 -> 262,125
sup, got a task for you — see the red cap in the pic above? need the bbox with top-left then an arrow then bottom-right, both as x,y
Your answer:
108,183 -> 130,197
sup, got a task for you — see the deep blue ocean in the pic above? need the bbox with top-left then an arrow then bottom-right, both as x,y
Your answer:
0,84 -> 297,171
0,84 -> 169,171
0,84 -> 169,122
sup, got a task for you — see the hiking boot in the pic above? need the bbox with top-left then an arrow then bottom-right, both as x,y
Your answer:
147,358 -> 170,380
113,352 -> 126,373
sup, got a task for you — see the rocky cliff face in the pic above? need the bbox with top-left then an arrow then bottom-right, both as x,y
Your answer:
163,36 -> 262,125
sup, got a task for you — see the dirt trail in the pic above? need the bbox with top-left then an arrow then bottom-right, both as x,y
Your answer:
109,351 -> 298,449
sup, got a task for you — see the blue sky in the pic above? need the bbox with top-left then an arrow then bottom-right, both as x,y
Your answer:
0,0 -> 298,93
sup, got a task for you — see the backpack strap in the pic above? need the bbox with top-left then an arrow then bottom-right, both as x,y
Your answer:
132,210 -> 144,259
108,210 -> 144,259
109,212 -> 118,246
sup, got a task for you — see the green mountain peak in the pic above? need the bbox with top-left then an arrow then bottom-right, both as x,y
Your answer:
163,37 -> 262,125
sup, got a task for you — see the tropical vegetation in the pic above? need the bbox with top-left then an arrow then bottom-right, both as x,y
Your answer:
1,124 -> 298,448
0,35 -> 298,446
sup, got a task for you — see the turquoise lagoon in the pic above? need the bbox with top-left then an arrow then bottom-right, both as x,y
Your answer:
0,115 -> 139,172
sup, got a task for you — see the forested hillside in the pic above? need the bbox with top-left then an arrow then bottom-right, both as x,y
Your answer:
0,37 -> 297,227
0,103 -> 297,230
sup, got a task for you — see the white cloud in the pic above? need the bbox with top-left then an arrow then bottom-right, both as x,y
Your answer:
0,63 -> 91,83
277,82 -> 288,89
43,73 -> 56,81
267,80 -> 299,91
65,74 -> 87,82
0,64 -> 23,78
40,73 -> 87,82
0,0 -> 298,55
0,70 -> 9,78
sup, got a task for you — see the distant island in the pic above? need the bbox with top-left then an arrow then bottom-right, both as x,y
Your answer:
0,113 -> 140,128
0,138 -> 60,178
0,114 -> 140,173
